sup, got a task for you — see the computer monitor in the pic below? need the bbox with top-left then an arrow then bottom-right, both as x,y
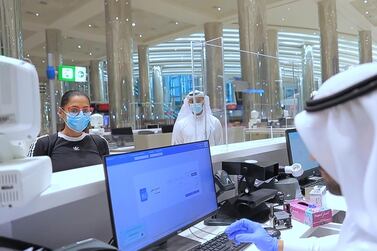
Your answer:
103,141 -> 217,250
285,128 -> 320,180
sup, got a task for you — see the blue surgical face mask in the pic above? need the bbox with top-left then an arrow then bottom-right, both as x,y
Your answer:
64,111 -> 90,133
190,103 -> 203,115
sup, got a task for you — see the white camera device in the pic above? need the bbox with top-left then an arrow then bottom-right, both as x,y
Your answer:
0,56 -> 52,208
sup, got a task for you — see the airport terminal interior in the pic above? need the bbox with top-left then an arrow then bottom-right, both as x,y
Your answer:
0,0 -> 376,250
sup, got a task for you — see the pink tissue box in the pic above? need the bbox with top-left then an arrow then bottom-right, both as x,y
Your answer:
289,199 -> 332,227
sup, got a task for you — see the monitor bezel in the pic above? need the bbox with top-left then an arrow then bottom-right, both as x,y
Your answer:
103,140 -> 218,250
285,128 -> 320,180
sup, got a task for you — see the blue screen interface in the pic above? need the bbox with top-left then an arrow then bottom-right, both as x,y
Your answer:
105,141 -> 217,251
288,131 -> 319,171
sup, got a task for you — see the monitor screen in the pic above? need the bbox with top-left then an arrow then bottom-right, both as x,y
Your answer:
104,141 -> 217,251
286,129 -> 319,176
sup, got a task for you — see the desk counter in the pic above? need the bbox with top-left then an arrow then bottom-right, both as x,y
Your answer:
1,138 -> 286,224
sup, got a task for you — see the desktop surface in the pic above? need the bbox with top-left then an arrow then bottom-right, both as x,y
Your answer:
104,141 -> 218,251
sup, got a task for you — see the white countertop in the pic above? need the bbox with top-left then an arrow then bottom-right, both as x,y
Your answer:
0,138 -> 286,225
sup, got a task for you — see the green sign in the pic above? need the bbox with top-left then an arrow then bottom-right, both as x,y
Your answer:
58,65 -> 87,82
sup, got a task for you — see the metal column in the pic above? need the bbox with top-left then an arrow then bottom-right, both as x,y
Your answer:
359,30 -> 373,64
89,60 -> 105,102
0,0 -> 23,58
266,29 -> 281,120
238,0 -> 267,123
46,29 -> 63,133
138,44 -> 152,121
318,0 -> 339,82
105,0 -> 134,128
152,66 -> 164,121
301,44 -> 315,108
204,22 -> 224,113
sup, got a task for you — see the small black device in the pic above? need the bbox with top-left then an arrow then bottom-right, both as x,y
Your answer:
264,227 -> 281,239
147,124 -> 158,129
219,159 -> 280,223
111,127 -> 133,135
161,124 -> 174,133
204,170 -> 236,226
188,233 -> 249,251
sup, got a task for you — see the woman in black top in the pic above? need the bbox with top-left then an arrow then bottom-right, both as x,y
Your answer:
28,90 -> 109,172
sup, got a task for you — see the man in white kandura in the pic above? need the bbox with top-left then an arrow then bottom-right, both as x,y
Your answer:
226,63 -> 377,250
172,90 -> 223,146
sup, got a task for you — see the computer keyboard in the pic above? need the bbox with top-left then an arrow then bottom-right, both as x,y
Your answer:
189,233 -> 250,251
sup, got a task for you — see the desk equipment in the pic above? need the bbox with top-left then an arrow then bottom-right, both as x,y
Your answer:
104,141 -> 240,251
220,160 -> 281,223
0,56 -> 52,208
285,128 -> 323,189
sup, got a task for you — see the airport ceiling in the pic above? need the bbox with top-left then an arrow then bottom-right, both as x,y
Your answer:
21,0 -> 377,67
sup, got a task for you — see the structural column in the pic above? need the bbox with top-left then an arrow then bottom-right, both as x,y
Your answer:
204,22 -> 224,113
359,30 -> 373,64
89,60 -> 105,102
46,28 -> 63,133
138,44 -> 152,121
152,66 -> 164,121
104,0 -> 134,128
301,43 -> 315,108
266,29 -> 281,120
238,0 -> 267,123
318,0 -> 339,82
0,0 -> 23,58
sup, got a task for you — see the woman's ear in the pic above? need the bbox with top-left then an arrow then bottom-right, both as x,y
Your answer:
57,107 -> 65,120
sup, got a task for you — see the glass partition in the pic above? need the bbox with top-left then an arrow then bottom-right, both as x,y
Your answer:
187,38 -> 304,145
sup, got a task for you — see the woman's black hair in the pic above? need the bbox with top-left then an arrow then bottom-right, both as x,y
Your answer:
60,90 -> 90,108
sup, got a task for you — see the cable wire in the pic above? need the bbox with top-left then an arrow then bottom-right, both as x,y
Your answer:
192,226 -> 218,236
189,228 -> 208,241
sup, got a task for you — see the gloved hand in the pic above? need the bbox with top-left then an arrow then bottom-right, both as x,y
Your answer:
225,219 -> 278,251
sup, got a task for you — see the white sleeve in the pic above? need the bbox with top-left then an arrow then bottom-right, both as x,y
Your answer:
172,122 -> 184,145
213,119 -> 224,145
284,235 -> 338,251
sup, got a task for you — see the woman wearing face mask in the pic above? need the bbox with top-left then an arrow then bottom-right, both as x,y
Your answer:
28,90 -> 109,172
172,90 -> 223,146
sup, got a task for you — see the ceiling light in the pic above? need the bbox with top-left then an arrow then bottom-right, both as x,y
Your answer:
126,18 -> 129,22
77,45 -> 82,49
88,24 -> 92,28
139,34 -> 143,38
89,52 -> 93,56
282,17 -> 286,21
26,53 -> 30,57
42,60 -> 45,63
35,12 -> 39,17
115,16 -> 119,20
364,0 -> 368,3
132,22 -> 136,27
217,7 -> 222,11
175,21 -> 179,25
365,11 -> 369,15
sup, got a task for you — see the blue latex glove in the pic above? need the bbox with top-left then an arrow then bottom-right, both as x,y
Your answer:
225,219 -> 278,251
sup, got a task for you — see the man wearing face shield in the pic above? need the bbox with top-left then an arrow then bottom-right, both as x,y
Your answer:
225,63 -> 377,250
172,90 -> 223,146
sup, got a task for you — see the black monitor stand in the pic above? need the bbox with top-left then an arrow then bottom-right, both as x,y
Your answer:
145,235 -> 200,251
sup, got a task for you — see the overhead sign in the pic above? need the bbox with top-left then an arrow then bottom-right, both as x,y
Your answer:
58,65 -> 87,82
